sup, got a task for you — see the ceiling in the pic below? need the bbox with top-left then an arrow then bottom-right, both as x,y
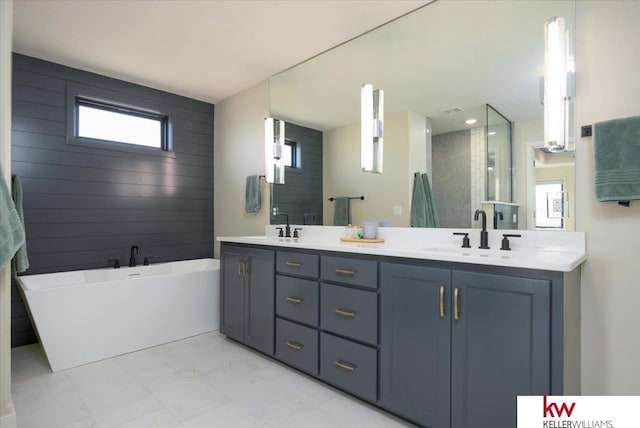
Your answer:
269,0 -> 575,135
12,0 -> 427,104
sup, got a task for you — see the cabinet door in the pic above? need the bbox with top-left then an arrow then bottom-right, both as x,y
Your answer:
244,247 -> 275,355
380,263 -> 451,428
220,245 -> 245,343
451,271 -> 550,428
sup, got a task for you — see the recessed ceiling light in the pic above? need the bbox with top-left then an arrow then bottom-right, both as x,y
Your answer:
487,166 -> 494,171
488,131 -> 497,136
465,118 -> 477,125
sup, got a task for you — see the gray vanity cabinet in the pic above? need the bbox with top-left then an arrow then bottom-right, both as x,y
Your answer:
274,250 -> 320,375
220,244 -> 275,356
380,263 -> 452,428
380,264 -> 552,428
450,271 -> 550,428
220,242 -> 578,428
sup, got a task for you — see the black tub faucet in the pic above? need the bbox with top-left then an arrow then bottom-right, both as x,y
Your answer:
129,245 -> 139,267
474,210 -> 490,249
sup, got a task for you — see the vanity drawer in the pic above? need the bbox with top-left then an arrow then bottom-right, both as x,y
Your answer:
276,275 -> 319,327
320,332 -> 377,402
321,256 -> 377,289
320,283 -> 378,345
277,251 -> 319,278
276,318 -> 319,376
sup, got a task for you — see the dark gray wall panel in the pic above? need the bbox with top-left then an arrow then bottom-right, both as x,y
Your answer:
271,122 -> 323,225
10,53 -> 214,347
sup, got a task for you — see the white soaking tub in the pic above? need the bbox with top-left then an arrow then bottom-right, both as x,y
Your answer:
17,258 -> 219,372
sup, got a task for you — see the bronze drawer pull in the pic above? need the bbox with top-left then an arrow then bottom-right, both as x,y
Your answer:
286,296 -> 302,304
237,258 -> 248,275
454,287 -> 460,321
335,268 -> 356,277
334,360 -> 356,372
286,341 -> 303,351
335,308 -> 356,318
439,285 -> 445,319
286,261 -> 303,268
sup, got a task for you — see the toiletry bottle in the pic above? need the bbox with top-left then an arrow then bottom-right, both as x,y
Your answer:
345,224 -> 353,238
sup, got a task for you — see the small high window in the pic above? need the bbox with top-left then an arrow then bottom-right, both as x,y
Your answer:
284,140 -> 297,168
75,98 -> 169,150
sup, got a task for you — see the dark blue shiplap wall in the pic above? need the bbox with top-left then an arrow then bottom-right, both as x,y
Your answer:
10,54 -> 214,347
271,122 -> 323,225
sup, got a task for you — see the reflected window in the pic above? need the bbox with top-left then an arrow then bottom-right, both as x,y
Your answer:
535,181 -> 564,229
284,140 -> 297,168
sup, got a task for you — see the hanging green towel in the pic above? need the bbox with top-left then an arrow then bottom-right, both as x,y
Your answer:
245,175 -> 262,213
421,173 -> 440,228
410,172 -> 427,227
333,197 -> 351,226
12,175 -> 29,273
411,172 -> 440,228
0,166 -> 25,270
594,116 -> 640,203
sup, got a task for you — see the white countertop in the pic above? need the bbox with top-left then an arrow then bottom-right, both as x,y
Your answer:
218,226 -> 586,273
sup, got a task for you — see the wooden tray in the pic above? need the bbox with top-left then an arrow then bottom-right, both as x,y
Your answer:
340,237 -> 385,244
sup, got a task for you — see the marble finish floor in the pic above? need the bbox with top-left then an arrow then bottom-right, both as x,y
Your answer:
11,331 -> 415,427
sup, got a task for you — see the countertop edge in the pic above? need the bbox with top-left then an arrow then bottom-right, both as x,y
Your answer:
218,236 -> 585,273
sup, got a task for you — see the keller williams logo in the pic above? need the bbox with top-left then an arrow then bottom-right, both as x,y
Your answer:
543,396 -> 577,418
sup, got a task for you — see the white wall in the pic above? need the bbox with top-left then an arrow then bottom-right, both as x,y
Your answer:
576,0 -> 640,394
513,117 -> 544,227
213,80 -> 270,258
0,1 -> 16,426
323,111 -> 411,227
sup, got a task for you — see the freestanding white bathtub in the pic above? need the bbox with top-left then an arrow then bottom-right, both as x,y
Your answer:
17,258 -> 219,372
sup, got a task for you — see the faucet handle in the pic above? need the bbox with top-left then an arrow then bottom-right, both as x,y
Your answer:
143,256 -> 154,266
500,234 -> 522,251
108,259 -> 121,269
293,228 -> 302,238
276,227 -> 284,237
453,232 -> 471,248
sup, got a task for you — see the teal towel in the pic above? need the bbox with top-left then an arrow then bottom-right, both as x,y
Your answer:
410,172 -> 427,227
245,175 -> 262,213
12,175 -> 29,273
333,197 -> 351,226
594,116 -> 640,203
421,173 -> 440,228
0,166 -> 25,270
411,172 -> 440,228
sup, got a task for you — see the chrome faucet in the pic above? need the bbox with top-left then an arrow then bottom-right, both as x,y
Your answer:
129,245 -> 139,267
474,210 -> 490,249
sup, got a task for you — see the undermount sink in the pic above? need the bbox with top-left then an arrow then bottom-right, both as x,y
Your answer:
418,247 -> 514,260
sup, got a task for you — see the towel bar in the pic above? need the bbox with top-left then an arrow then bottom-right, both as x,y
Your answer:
328,196 -> 364,201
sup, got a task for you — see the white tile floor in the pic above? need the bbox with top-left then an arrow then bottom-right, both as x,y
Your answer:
11,332 -> 416,428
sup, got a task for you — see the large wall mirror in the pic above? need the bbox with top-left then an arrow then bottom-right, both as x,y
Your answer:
269,0 -> 575,230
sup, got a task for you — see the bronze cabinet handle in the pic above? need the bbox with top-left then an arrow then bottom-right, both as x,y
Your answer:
286,296 -> 302,304
237,258 -> 247,275
439,285 -> 445,319
334,360 -> 356,372
335,268 -> 356,277
286,341 -> 303,351
335,308 -> 356,318
454,287 -> 460,321
286,261 -> 303,268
